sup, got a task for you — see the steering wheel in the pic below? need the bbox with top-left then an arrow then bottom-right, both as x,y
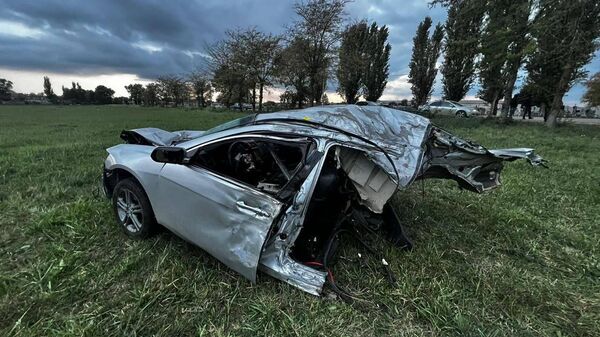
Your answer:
227,141 -> 255,176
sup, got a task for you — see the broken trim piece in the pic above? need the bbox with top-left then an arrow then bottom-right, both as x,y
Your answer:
335,147 -> 398,213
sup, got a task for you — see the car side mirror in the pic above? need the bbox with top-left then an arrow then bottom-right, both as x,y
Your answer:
151,147 -> 186,164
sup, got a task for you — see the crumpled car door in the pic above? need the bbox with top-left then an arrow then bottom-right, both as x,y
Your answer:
154,164 -> 283,282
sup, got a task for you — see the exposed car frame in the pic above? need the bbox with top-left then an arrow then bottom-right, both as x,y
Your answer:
103,104 -> 545,296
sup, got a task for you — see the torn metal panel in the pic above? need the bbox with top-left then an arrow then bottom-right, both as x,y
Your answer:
419,128 -> 546,192
489,148 -> 548,167
259,140 -> 330,294
256,105 -> 431,187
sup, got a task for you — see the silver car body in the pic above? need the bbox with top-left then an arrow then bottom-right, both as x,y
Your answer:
420,100 -> 478,117
103,104 -> 544,295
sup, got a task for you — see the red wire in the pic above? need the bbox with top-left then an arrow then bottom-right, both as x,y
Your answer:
304,261 -> 323,267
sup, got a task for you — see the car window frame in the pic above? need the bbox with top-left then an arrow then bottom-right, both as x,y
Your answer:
186,133 -> 318,199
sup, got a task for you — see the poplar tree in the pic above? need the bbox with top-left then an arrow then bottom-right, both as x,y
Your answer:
441,0 -> 484,101
362,22 -> 391,102
408,17 -> 444,107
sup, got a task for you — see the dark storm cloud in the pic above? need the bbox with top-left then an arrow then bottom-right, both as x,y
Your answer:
0,0 -> 593,102
0,0 -> 446,80
0,0 -> 295,78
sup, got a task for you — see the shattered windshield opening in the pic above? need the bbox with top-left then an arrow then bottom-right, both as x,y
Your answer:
203,114 -> 257,136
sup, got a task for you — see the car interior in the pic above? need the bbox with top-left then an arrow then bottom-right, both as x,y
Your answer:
191,137 -> 311,195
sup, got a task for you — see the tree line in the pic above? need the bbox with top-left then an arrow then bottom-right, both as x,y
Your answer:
205,0 -> 391,110
408,0 -> 600,127
123,0 -> 391,111
2,0 -> 598,127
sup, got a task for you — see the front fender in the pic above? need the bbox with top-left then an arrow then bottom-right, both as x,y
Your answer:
103,144 -> 165,215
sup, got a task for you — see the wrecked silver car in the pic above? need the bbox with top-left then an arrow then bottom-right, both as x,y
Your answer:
102,105 -> 545,296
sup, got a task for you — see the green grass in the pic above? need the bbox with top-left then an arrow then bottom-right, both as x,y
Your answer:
0,105 -> 598,336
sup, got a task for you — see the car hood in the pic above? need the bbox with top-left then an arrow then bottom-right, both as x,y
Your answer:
120,128 -> 205,146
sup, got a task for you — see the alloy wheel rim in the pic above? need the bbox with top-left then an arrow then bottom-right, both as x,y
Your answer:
116,188 -> 143,233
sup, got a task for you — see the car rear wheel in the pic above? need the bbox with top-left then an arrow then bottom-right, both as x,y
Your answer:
112,178 -> 156,239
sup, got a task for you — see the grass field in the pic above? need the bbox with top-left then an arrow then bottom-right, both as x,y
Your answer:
1,105 -> 599,336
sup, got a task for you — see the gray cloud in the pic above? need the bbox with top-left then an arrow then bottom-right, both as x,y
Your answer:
0,0 -> 593,102
0,0 -> 295,78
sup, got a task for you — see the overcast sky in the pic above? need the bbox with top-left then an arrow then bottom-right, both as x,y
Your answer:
0,0 -> 597,103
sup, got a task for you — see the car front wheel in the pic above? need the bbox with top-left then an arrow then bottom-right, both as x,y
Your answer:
456,110 -> 467,118
112,178 -> 156,239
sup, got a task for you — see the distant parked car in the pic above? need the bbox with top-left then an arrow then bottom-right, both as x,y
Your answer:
419,100 -> 477,117
211,102 -> 225,109
231,103 -> 253,111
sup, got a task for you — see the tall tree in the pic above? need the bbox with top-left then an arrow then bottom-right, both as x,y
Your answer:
93,85 -> 115,104
156,75 -> 188,107
43,76 -> 56,101
441,0 -> 485,101
236,29 -> 281,112
478,0 -> 532,117
292,0 -> 349,105
478,4 -> 510,115
143,83 -> 159,106
583,72 -> 600,107
337,21 -> 368,103
0,78 -> 13,101
62,82 -> 93,104
188,71 -> 213,108
207,32 -> 254,109
527,0 -> 600,127
408,17 -> 444,107
498,0 -> 531,118
125,84 -> 145,105
275,37 -> 311,108
362,22 -> 391,102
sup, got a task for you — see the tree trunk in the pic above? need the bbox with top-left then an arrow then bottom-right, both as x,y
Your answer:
541,103 -> 547,121
546,64 -> 573,128
488,91 -> 499,117
501,75 -> 518,119
237,85 -> 244,111
258,83 -> 264,112
252,87 -> 256,112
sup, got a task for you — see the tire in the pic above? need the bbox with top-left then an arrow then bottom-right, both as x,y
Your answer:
112,178 -> 156,239
456,110 -> 467,118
